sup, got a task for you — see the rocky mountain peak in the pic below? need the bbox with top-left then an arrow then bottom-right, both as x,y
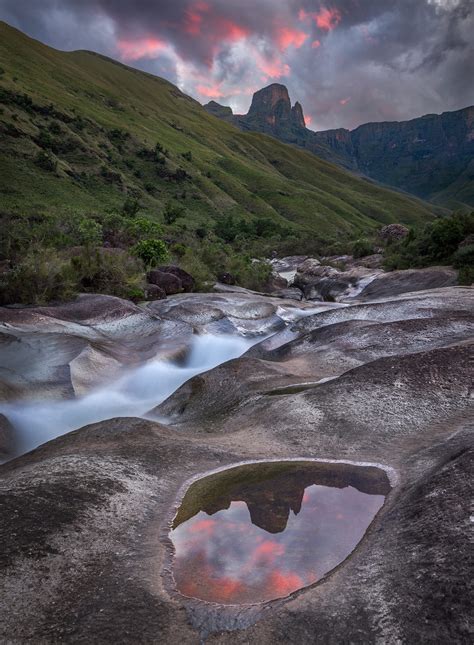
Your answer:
292,101 -> 306,129
245,83 -> 307,135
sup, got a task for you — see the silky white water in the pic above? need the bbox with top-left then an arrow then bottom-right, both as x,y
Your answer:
0,333 -> 260,459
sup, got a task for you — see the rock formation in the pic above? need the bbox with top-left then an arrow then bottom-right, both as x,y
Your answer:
0,282 -> 472,642
205,85 -> 474,206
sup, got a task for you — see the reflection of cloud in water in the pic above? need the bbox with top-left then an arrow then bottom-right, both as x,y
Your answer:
172,484 -> 385,604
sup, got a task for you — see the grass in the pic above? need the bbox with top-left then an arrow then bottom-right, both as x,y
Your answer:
0,20 -> 438,247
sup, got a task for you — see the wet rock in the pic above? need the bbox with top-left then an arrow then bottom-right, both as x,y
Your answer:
0,294 -> 193,400
271,287 -> 304,301
355,266 -> 458,300
294,262 -> 380,301
0,283 -> 472,642
148,292 -> 310,335
147,269 -> 183,295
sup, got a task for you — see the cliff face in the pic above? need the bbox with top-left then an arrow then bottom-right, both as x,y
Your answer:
204,86 -> 474,207
242,83 -> 308,140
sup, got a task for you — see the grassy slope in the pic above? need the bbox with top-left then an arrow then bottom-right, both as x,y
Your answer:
0,21 -> 437,243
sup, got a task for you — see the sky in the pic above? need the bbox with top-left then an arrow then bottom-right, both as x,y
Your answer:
1,0 -> 473,131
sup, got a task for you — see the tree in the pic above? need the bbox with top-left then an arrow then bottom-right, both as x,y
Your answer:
132,239 -> 169,268
77,219 -> 103,248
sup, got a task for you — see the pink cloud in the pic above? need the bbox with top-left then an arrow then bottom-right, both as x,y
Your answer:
117,37 -> 167,61
277,27 -> 309,51
314,7 -> 342,31
300,6 -> 342,32
196,82 -> 226,98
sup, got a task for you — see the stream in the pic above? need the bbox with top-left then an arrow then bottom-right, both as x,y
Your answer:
0,331 -> 267,459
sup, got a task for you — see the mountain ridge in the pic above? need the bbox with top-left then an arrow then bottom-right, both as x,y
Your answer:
0,20 -> 437,251
205,84 -> 474,208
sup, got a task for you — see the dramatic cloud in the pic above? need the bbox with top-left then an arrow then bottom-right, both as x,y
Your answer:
1,0 -> 473,130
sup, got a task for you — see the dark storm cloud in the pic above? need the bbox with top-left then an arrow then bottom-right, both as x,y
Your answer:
0,0 -> 473,130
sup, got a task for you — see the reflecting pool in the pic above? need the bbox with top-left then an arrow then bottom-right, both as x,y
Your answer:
170,461 -> 390,604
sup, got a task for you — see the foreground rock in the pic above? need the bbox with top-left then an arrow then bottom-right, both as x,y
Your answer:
0,285 -> 472,643
0,294 -> 193,400
0,291 -> 322,401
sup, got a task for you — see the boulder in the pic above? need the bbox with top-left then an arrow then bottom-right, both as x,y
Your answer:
265,273 -> 288,291
295,257 -> 322,277
218,272 -> 236,285
143,284 -> 166,301
157,266 -> 195,292
147,270 -> 183,295
355,266 -> 458,300
379,223 -> 409,243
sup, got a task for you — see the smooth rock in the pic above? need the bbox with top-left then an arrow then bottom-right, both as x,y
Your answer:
355,266 -> 458,300
147,270 -> 183,295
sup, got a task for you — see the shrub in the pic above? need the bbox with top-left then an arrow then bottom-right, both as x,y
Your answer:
163,202 -> 185,225
170,243 -> 187,258
382,212 -> 474,271
77,218 -> 103,247
122,197 -> 141,217
452,244 -> 474,269
126,217 -> 162,242
35,150 -> 57,172
352,238 -> 374,259
132,239 -> 169,268
71,249 -> 143,298
0,246 -> 76,305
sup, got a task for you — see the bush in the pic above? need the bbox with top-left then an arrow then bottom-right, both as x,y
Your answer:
163,202 -> 185,225
77,218 -> 103,247
452,244 -> 474,269
126,217 -> 162,242
35,150 -> 57,172
383,211 -> 474,271
122,197 -> 141,217
132,239 -> 169,268
352,238 -> 374,259
71,249 -> 143,298
0,246 -> 76,305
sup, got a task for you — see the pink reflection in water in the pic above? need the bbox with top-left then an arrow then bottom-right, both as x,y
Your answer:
171,481 -> 385,604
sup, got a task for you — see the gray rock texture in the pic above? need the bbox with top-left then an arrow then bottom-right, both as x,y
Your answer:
0,284 -> 472,643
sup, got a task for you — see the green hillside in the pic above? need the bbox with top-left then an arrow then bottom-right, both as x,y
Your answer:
0,22 -> 441,302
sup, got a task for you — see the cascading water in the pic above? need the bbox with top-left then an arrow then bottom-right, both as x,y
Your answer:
0,333 -> 259,459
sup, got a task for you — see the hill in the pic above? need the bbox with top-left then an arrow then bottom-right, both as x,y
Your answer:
0,22 -> 441,303
206,84 -> 474,209
0,23 -> 437,234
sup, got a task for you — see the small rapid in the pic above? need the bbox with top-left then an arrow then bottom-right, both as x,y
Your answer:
0,333 -> 260,459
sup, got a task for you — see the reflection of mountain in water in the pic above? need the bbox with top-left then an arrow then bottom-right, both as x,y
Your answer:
176,462 -> 391,534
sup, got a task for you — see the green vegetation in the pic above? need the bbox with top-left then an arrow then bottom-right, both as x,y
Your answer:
383,212 -> 474,284
132,239 -> 169,268
0,22 -> 442,303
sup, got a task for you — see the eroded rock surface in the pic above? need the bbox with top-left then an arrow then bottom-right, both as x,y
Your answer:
0,284 -> 472,643
0,294 -> 193,400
